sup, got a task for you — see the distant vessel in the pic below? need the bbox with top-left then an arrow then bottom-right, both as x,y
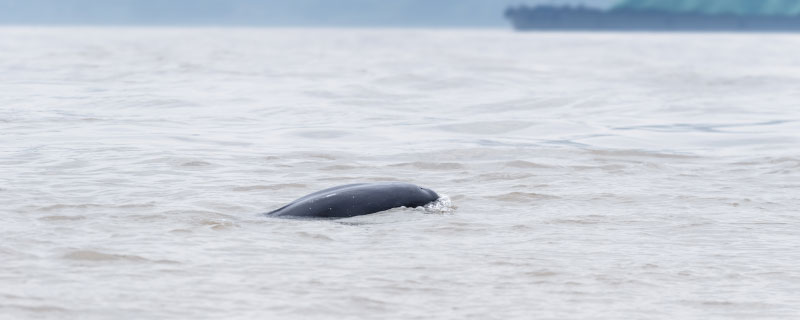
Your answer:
505,0 -> 800,31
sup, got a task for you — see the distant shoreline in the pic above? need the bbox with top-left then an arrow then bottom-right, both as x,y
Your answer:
506,6 -> 800,32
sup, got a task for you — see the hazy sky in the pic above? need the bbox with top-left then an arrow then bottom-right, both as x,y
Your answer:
0,0 -> 617,26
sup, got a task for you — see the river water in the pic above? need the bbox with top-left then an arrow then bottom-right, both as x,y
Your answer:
1,28 -> 799,319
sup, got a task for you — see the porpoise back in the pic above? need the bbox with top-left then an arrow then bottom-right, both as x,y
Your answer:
266,182 -> 439,219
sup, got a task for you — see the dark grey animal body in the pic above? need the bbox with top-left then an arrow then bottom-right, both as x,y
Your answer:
266,182 -> 439,219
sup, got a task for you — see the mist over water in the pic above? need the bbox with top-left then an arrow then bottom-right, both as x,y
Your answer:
1,28 -> 799,319
0,0 -> 615,26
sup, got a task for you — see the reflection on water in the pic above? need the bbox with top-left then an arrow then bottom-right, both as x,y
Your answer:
1,28 -> 799,319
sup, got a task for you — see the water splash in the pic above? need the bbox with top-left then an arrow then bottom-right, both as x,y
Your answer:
421,194 -> 456,214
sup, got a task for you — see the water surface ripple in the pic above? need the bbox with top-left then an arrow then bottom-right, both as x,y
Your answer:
1,28 -> 799,319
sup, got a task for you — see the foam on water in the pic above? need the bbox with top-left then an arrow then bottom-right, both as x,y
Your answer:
421,194 -> 455,214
